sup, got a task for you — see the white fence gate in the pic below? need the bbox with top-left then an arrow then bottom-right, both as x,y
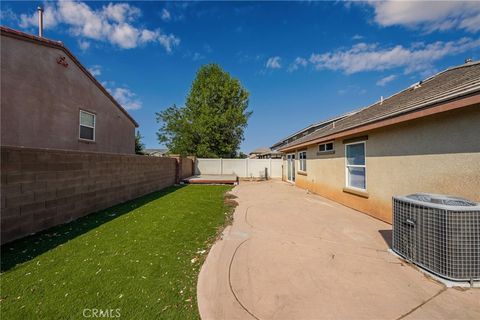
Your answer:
195,158 -> 283,179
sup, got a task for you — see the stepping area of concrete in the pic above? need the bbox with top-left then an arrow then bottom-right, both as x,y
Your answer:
197,180 -> 480,320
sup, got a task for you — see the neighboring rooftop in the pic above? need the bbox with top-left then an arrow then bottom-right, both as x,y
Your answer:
0,26 -> 138,127
271,109 -> 359,151
277,61 -> 480,151
249,147 -> 272,155
144,148 -> 169,156
261,150 -> 283,156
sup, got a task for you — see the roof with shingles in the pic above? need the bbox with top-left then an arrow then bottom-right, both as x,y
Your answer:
279,61 -> 480,151
270,109 -> 359,150
249,147 -> 271,154
144,148 -> 168,154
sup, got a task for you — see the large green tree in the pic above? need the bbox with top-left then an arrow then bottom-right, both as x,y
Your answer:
156,64 -> 251,158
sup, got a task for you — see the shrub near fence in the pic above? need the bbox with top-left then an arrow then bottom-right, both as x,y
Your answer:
0,146 -> 192,244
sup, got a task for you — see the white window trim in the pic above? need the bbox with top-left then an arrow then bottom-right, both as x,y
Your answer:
79,110 -> 96,142
318,141 -> 335,153
298,151 -> 307,172
344,141 -> 367,191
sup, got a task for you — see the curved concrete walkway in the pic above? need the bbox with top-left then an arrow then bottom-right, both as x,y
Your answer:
197,180 -> 480,320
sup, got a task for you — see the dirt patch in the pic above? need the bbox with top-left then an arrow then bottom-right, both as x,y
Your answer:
224,192 -> 239,208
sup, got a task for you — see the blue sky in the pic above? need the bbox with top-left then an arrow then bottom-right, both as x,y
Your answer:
1,1 -> 479,152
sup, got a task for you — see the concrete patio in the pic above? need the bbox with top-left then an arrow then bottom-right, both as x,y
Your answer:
197,180 -> 480,320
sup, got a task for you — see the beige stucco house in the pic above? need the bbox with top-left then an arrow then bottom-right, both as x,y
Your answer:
274,61 -> 480,223
1,26 -> 138,154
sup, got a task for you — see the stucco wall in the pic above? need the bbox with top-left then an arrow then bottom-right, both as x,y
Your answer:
1,35 -> 136,154
291,105 -> 480,223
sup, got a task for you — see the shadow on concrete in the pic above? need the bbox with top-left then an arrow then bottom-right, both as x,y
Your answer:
1,185 -> 184,272
378,229 -> 393,249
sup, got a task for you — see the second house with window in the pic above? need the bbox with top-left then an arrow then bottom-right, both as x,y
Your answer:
0,26 -> 138,154
274,61 -> 480,223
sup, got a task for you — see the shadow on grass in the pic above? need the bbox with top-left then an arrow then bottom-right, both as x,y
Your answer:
1,185 -> 184,273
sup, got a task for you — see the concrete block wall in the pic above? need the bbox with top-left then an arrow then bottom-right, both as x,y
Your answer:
171,156 -> 195,181
1,146 -> 178,244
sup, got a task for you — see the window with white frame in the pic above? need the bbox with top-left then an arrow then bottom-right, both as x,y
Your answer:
299,151 -> 307,172
318,142 -> 334,153
79,110 -> 95,141
345,142 -> 366,190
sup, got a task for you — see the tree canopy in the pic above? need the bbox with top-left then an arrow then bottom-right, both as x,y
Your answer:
135,131 -> 145,155
156,64 -> 251,158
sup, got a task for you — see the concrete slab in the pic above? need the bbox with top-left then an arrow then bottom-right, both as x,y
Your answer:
197,180 -> 480,320
183,174 -> 238,185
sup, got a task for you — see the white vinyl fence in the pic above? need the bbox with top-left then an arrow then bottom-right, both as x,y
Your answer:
195,158 -> 283,179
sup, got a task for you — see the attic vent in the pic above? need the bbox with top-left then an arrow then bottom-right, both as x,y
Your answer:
410,81 -> 422,90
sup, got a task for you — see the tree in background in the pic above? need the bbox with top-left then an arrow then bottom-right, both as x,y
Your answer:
135,131 -> 145,155
236,151 -> 248,159
156,64 -> 251,158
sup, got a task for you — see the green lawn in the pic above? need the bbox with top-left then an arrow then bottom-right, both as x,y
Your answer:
0,185 -> 233,319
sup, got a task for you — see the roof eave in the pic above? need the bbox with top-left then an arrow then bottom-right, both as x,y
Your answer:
279,93 -> 480,152
270,110 -> 360,149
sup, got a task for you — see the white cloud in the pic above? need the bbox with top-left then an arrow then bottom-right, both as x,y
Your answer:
20,5 -> 60,29
266,56 -> 282,69
139,29 -> 157,43
307,38 -> 480,74
1,7 -> 18,22
109,23 -> 140,49
161,8 -> 171,21
157,33 -> 181,53
376,74 -> 396,86
459,13 -> 480,33
288,57 -> 308,72
365,1 -> 480,33
88,65 -> 102,77
352,34 -> 364,40
91,69 -> 142,110
192,52 -> 204,61
78,39 -> 91,51
102,3 -> 140,23
18,1 -> 179,51
109,87 -> 142,110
